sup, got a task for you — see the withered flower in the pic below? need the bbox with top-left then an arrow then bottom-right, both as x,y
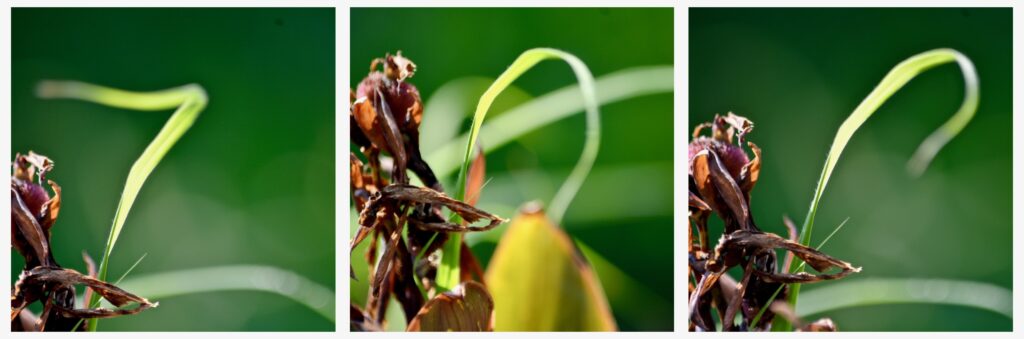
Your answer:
350,53 -> 505,331
11,152 -> 156,331
688,113 -> 859,331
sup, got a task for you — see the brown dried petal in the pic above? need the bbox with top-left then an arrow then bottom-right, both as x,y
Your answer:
40,180 -> 61,232
11,187 -> 51,266
24,267 -> 154,308
385,52 -> 417,83
718,231 -> 860,283
378,184 -> 507,232
694,150 -> 752,231
407,281 -> 494,331
374,88 -> 409,184
739,141 -> 761,194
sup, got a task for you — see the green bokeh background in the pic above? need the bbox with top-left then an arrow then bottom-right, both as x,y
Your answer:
350,8 -> 674,331
12,8 -> 335,331
690,8 -> 1011,331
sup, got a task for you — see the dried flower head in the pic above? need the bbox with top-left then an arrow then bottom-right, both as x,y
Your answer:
350,53 -> 504,331
11,152 -> 156,331
689,113 -> 859,332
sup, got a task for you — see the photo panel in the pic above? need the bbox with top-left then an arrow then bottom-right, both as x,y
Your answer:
688,7 -> 1012,332
348,6 -> 675,332
10,7 -> 336,331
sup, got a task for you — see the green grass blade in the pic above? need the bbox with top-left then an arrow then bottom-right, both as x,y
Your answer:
37,80 -> 207,330
426,66 -> 672,178
436,48 -> 601,291
108,265 -> 336,322
778,49 -> 979,331
796,278 -> 1012,320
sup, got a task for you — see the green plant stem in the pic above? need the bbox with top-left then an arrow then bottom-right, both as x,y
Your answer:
37,80 -> 207,331
435,48 -> 601,291
776,49 -> 978,331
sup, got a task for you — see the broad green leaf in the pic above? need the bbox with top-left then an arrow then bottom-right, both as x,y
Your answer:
775,49 -> 979,331
37,80 -> 207,330
484,206 -> 616,331
437,48 -> 601,291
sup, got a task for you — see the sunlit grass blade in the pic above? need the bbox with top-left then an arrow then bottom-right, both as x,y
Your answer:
796,278 -> 1012,319
38,80 -> 207,330
777,49 -> 979,331
426,66 -> 672,178
109,265 -> 336,322
420,78 -> 533,152
436,48 -> 602,291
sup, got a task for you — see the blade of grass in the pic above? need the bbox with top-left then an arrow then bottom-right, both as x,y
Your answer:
436,48 -> 601,291
108,265 -> 336,322
776,49 -> 979,331
796,278 -> 1012,320
38,80 -> 207,330
426,66 -> 672,178
114,253 -> 148,285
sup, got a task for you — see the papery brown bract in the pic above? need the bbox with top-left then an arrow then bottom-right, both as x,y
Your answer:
349,54 -> 505,331
10,152 -> 155,331
688,114 -> 859,331
406,281 -> 494,332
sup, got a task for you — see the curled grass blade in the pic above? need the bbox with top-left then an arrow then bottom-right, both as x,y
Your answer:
110,265 -> 336,322
37,80 -> 207,330
436,48 -> 601,291
776,49 -> 979,331
426,66 -> 672,178
796,278 -> 1012,320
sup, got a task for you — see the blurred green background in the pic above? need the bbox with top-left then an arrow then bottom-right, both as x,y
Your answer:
350,8 -> 674,331
690,8 -> 1011,331
12,8 -> 335,331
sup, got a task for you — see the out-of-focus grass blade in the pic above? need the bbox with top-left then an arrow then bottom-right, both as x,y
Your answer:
484,208 -> 616,331
111,265 -> 336,322
37,80 -> 207,330
777,49 -> 979,331
437,48 -> 601,291
797,278 -> 1011,319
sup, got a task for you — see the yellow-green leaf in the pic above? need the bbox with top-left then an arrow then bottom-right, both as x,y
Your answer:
484,205 -> 616,331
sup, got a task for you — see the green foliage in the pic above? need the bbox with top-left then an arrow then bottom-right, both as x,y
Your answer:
437,48 -> 600,291
775,49 -> 979,331
37,81 -> 207,331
